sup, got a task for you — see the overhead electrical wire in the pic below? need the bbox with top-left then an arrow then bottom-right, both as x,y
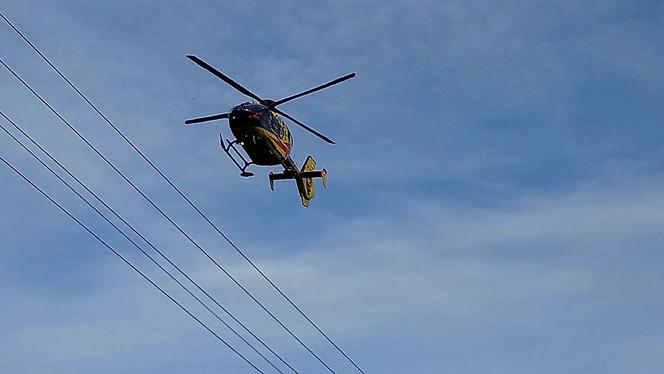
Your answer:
0,153 -> 266,374
0,12 -> 366,374
0,110 -> 297,374
0,57 -> 337,374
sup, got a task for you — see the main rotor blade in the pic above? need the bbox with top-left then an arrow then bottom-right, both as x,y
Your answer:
184,112 -> 229,125
186,55 -> 265,104
272,72 -> 356,107
273,108 -> 335,144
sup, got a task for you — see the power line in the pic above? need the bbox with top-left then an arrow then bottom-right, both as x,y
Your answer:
0,107 -> 300,373
0,56 -> 337,374
0,153 -> 266,374
0,12 -> 366,374
0,110 -> 293,374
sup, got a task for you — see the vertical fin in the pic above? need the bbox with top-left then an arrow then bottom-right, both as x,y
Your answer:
321,168 -> 328,188
298,156 -> 317,207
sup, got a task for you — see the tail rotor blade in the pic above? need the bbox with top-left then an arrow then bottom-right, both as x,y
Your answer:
184,112 -> 229,125
272,72 -> 356,107
186,55 -> 265,104
273,108 -> 335,144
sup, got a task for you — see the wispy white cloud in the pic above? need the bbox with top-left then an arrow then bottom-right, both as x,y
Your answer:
181,167 -> 664,372
1,0 -> 664,373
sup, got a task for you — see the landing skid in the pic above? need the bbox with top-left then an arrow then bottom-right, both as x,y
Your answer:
219,134 -> 254,177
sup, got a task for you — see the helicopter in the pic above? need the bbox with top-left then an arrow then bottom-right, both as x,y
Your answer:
184,55 -> 355,207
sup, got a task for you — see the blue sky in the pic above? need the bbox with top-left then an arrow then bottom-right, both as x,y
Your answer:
1,1 -> 664,373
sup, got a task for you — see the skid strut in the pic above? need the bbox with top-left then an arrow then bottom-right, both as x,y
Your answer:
219,134 -> 254,177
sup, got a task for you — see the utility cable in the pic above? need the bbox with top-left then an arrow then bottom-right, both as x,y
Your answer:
0,111 -> 301,374
0,57 -> 337,374
0,12 -> 365,373
0,154 -> 265,374
0,110 -> 290,374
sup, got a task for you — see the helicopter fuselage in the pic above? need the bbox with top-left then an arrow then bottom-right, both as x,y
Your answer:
228,102 -> 294,167
184,54 -> 353,206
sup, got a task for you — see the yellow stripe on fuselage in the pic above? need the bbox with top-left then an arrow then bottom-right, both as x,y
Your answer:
248,127 -> 292,159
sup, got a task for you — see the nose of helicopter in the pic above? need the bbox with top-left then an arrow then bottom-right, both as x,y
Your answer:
230,109 -> 258,123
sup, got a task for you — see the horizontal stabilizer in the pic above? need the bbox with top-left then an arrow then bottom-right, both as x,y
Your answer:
299,170 -> 327,188
268,156 -> 328,207
269,171 -> 296,191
